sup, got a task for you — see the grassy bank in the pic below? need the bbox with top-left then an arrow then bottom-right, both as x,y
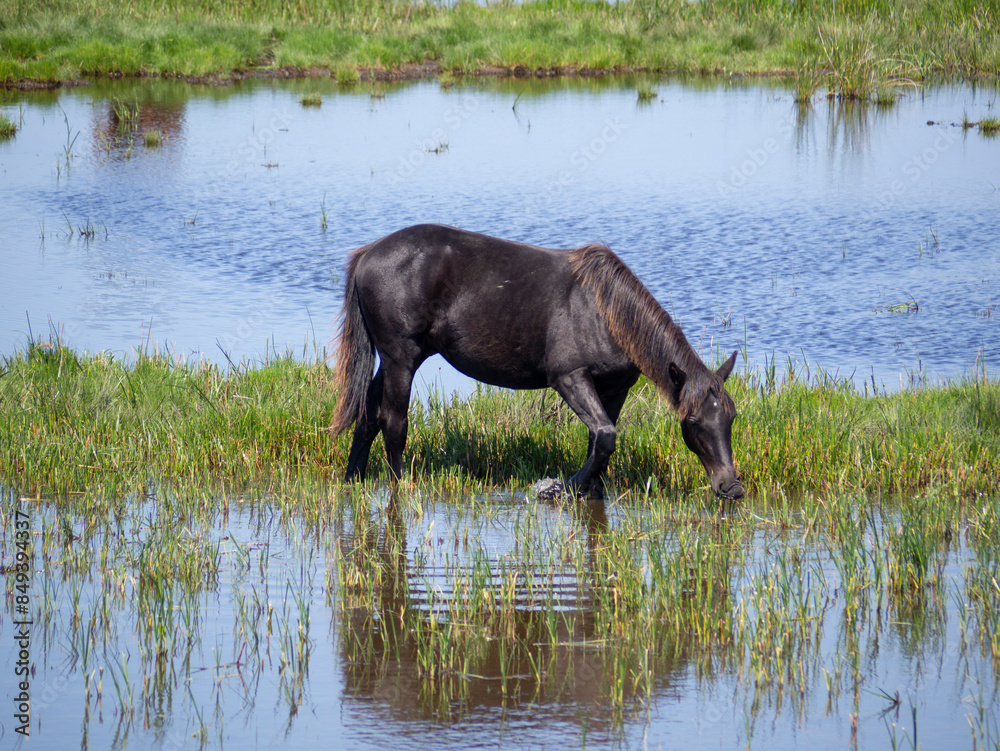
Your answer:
1,339 -> 997,499
1,0 -> 999,87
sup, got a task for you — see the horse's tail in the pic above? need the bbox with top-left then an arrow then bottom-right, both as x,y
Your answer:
330,247 -> 376,435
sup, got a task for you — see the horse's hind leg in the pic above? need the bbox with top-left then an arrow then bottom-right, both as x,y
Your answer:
345,367 -> 385,481
379,362 -> 417,482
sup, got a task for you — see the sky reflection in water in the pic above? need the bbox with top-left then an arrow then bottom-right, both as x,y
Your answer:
1,77 -> 997,394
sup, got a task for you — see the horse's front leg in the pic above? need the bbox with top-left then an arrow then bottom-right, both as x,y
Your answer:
551,369 -> 617,499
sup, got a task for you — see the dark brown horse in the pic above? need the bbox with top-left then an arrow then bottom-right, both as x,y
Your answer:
331,224 -> 744,500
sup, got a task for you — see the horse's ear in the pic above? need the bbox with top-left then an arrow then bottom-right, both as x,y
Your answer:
717,350 -> 738,382
668,362 -> 687,404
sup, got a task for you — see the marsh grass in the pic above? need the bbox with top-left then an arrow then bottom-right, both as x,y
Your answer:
0,0 -> 998,83
327,482 -> 1000,732
4,338 -> 998,741
111,97 -> 140,131
794,61 -> 824,103
818,22 -> 918,103
141,128 -> 165,146
636,82 -> 658,102
3,451 -> 998,745
0,111 -> 17,137
979,116 -> 1000,136
2,339 -> 998,500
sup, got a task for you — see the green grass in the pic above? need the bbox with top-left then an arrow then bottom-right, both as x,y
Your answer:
0,110 -> 17,136
0,0 -> 998,84
4,360 -> 999,744
142,127 -> 165,146
979,116 -> 1000,135
636,81 -> 658,102
112,96 -> 140,130
1,338 -> 997,500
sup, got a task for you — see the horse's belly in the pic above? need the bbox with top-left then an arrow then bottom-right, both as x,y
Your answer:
436,343 -> 550,391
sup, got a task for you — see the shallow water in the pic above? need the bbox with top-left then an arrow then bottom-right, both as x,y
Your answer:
2,485 -> 997,750
1,76 -> 998,393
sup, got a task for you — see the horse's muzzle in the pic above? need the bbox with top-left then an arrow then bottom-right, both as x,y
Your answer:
716,478 -> 745,501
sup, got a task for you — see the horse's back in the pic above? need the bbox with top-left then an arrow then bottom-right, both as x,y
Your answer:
351,224 -> 576,316
348,224 -> 631,389
355,223 -> 568,278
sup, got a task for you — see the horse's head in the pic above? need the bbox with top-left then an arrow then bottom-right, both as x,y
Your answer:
671,351 -> 745,501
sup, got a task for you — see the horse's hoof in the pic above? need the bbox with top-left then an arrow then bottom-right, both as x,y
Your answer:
531,478 -> 565,502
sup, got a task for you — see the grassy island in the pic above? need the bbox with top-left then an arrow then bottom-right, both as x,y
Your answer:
1,0 -> 998,90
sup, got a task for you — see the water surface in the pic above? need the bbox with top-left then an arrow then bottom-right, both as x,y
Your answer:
2,485 -> 997,750
1,76 -> 997,392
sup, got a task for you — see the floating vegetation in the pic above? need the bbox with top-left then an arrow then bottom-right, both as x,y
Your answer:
142,128 -> 165,147
636,82 -> 658,102
300,94 -> 322,107
873,292 -> 919,314
0,111 -> 17,138
979,116 -> 1000,136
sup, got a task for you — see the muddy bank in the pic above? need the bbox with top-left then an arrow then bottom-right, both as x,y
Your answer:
4,59 -> 783,90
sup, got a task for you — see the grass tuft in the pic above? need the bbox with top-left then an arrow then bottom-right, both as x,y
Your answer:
112,97 -> 141,131
978,116 -> 1000,136
636,82 -> 658,102
142,128 -> 165,146
0,111 -> 17,137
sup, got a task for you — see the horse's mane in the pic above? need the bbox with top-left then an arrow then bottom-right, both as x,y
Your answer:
569,242 -> 721,417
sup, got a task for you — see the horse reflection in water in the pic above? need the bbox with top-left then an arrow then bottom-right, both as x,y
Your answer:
337,499 -> 614,713
335,497 -> 731,725
331,224 -> 744,501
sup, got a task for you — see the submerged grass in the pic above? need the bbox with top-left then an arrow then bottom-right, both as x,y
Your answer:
1,339 -> 997,501
3,399 -> 998,744
0,0 -> 998,84
332,483 -> 1000,732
